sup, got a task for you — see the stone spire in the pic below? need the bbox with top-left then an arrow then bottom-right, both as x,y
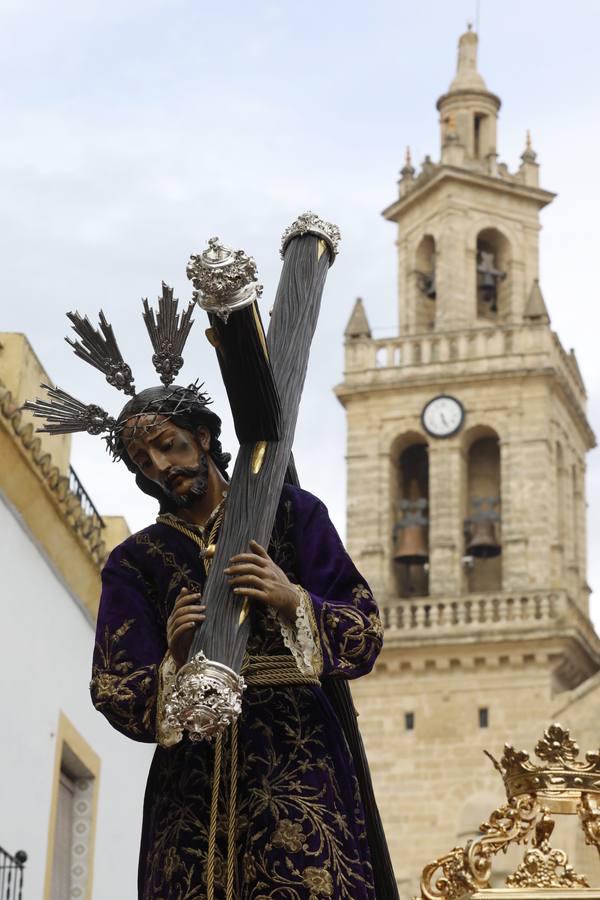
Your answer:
448,25 -> 488,93
519,131 -> 540,186
524,279 -> 550,323
398,147 -> 416,197
437,28 -> 500,168
344,297 -> 372,339
401,147 -> 415,180
521,130 -> 537,164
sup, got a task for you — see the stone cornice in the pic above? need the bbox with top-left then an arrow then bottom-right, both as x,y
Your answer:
0,379 -> 106,620
383,165 -> 555,221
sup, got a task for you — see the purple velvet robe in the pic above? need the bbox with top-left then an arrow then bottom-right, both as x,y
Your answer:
91,485 -> 383,899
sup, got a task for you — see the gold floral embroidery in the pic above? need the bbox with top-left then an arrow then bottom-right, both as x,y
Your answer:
272,819 -> 305,852
134,531 -> 201,608
319,582 -> 383,674
303,865 -> 334,897
90,618 -> 157,738
351,583 -> 373,607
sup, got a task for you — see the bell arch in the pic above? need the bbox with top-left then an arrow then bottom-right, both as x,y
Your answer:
475,227 -> 511,321
462,425 -> 502,593
414,234 -> 437,331
390,432 -> 430,597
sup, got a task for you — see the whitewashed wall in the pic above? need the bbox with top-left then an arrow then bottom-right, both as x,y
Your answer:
0,491 -> 154,898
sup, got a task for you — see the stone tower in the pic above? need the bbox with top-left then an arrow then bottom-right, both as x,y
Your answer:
336,29 -> 600,895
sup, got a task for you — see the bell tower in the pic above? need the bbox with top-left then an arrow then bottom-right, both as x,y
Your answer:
337,29 -> 600,896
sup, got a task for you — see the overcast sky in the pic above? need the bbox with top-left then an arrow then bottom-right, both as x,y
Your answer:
2,0 -> 599,618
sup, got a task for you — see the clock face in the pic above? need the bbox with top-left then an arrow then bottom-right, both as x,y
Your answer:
421,395 -> 464,438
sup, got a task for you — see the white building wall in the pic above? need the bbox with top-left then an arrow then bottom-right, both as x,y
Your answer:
0,490 -> 154,899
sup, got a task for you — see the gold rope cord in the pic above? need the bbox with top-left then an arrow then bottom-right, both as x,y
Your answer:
156,504 -> 224,576
243,654 -> 319,686
206,732 -> 223,900
226,720 -> 239,900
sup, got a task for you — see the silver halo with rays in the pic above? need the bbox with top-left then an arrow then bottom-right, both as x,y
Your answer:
142,283 -> 195,386
66,310 -> 136,395
22,282 -> 204,449
23,384 -> 116,436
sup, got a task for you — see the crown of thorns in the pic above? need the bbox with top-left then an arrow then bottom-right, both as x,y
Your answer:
23,282 -> 211,458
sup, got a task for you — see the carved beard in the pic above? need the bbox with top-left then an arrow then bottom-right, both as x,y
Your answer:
163,452 -> 209,509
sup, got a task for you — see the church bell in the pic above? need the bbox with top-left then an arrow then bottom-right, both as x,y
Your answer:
465,496 -> 501,559
393,489 -> 429,566
417,269 -> 436,300
477,250 -> 506,314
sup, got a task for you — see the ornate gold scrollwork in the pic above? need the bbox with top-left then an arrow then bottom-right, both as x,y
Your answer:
416,725 -> 600,900
420,847 -> 476,900
466,795 -> 540,886
578,792 -> 600,858
419,797 -> 539,900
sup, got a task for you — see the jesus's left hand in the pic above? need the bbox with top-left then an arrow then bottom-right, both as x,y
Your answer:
224,540 -> 300,624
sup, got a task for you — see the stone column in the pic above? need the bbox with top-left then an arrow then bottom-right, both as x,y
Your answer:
428,440 -> 463,596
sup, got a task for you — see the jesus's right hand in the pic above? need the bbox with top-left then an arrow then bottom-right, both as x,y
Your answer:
167,587 -> 206,670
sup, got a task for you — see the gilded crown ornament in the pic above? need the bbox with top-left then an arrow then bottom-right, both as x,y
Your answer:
186,236 -> 262,323
279,211 -> 341,263
487,722 -> 600,809
417,725 -> 600,900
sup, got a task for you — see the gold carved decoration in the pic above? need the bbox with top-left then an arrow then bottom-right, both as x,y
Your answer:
506,812 -> 589,888
579,793 -> 600,858
251,440 -> 267,474
205,327 -> 221,349
486,722 -> 600,811
420,796 -> 539,900
251,302 -> 270,361
417,725 -> 600,900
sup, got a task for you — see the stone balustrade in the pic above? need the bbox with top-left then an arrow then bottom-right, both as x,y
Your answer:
345,324 -> 587,405
380,589 -> 596,646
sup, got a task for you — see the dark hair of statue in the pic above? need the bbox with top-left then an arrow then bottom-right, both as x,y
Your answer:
114,385 -> 231,513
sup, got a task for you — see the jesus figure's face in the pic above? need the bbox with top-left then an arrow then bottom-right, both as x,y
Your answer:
122,414 -> 212,508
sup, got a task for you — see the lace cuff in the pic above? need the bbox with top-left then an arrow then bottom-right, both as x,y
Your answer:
156,652 -> 183,748
279,586 -> 323,677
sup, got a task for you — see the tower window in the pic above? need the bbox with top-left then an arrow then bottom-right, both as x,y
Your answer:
474,114 -> 485,158
394,442 -> 429,599
405,712 -> 415,731
479,707 -> 489,728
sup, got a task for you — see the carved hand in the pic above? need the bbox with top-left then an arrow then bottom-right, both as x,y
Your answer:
167,588 -> 206,670
225,540 -> 300,623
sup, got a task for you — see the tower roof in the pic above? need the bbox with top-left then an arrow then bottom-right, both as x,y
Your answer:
448,27 -> 487,93
524,279 -> 550,323
344,297 -> 371,339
